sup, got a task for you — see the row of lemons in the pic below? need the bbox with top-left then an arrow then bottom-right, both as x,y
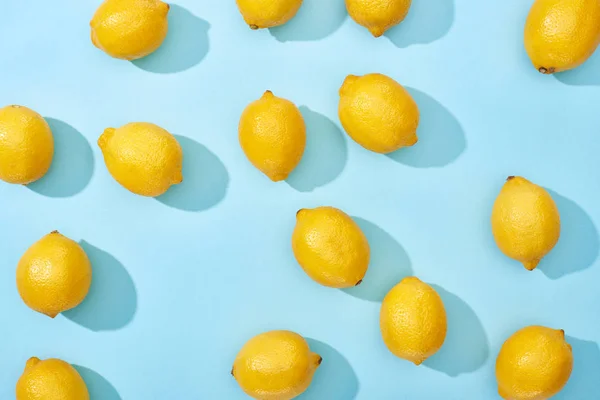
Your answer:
4,0 -> 599,399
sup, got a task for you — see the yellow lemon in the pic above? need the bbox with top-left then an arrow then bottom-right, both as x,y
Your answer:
525,0 -> 600,74
491,176 -> 560,271
16,357 -> 89,400
98,122 -> 183,197
236,0 -> 303,29
339,73 -> 419,154
232,330 -> 321,400
17,231 -> 92,318
0,105 -> 53,184
292,207 -> 370,288
239,91 -> 306,181
91,0 -> 170,60
346,0 -> 412,37
380,277 -> 447,365
496,326 -> 573,400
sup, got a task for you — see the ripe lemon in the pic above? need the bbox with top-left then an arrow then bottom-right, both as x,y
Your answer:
98,122 -> 183,197
232,330 -> 321,400
346,0 -> 412,37
17,231 -> 92,318
0,105 -> 53,184
292,207 -> 370,288
496,326 -> 573,400
91,0 -> 170,60
380,277 -> 447,365
236,0 -> 303,29
491,176 -> 560,271
16,357 -> 89,400
339,73 -> 419,154
239,91 -> 306,181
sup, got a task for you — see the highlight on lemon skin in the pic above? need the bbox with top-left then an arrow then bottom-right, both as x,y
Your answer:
236,0 -> 303,29
90,0 -> 170,60
16,357 -> 90,400
345,0 -> 412,37
0,105 -> 54,185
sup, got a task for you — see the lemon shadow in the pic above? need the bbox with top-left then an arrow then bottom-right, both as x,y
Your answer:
554,49 -> 600,86
269,0 -> 347,42
286,107 -> 347,192
423,285 -> 489,376
73,365 -> 122,400
157,136 -> 229,212
540,189 -> 599,279
298,339 -> 359,400
553,337 -> 600,399
384,0 -> 455,47
28,118 -> 94,197
342,218 -> 412,302
386,88 -> 466,168
63,242 -> 137,331
132,5 -> 210,73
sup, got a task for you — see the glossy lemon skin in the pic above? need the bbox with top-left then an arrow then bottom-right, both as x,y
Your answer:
496,326 -> 573,400
380,277 -> 447,365
232,330 -> 321,400
236,0 -> 303,29
0,105 -> 53,184
16,357 -> 90,400
346,0 -> 412,37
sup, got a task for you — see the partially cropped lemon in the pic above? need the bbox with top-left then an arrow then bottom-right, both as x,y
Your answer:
496,326 -> 573,400
346,0 -> 412,37
491,176 -> 560,271
339,73 -> 419,154
380,277 -> 447,365
292,207 -> 370,288
91,0 -> 170,60
0,105 -> 53,184
239,91 -> 306,181
17,357 -> 89,400
236,0 -> 303,29
98,122 -> 183,197
17,231 -> 92,318
232,330 -> 321,400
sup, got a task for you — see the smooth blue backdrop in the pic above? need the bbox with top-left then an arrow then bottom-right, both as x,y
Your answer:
1,1 -> 600,399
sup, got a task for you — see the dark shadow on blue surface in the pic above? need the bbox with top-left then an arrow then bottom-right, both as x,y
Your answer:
555,49 -> 600,86
342,218 -> 412,302
269,0 -> 346,42
28,118 -> 93,197
286,107 -> 347,192
540,190 -> 599,279
554,337 -> 600,399
157,136 -> 229,211
387,88 -> 466,168
63,242 -> 136,331
423,285 -> 489,376
385,0 -> 454,47
299,339 -> 359,400
133,5 -> 210,73
74,365 -> 122,400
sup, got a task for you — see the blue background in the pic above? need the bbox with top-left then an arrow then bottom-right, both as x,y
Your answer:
1,0 -> 600,399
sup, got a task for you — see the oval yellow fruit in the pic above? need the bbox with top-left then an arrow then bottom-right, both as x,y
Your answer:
491,176 -> 560,271
0,105 -> 53,184
239,91 -> 306,182
496,326 -> 573,400
236,0 -> 303,29
17,231 -> 92,318
17,357 -> 89,400
98,122 -> 183,197
292,207 -> 370,288
346,0 -> 412,37
525,0 -> 600,73
232,330 -> 321,400
339,73 -> 419,154
91,0 -> 170,60
380,277 -> 447,365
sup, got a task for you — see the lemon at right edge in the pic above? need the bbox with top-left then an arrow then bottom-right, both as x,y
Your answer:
346,0 -> 412,37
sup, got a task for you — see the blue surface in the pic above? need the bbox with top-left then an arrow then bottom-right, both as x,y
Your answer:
1,1 -> 600,399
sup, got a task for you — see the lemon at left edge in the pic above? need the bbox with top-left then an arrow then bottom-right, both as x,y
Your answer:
17,231 -> 92,318
91,0 -> 170,60
0,105 -> 53,184
16,357 -> 90,400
